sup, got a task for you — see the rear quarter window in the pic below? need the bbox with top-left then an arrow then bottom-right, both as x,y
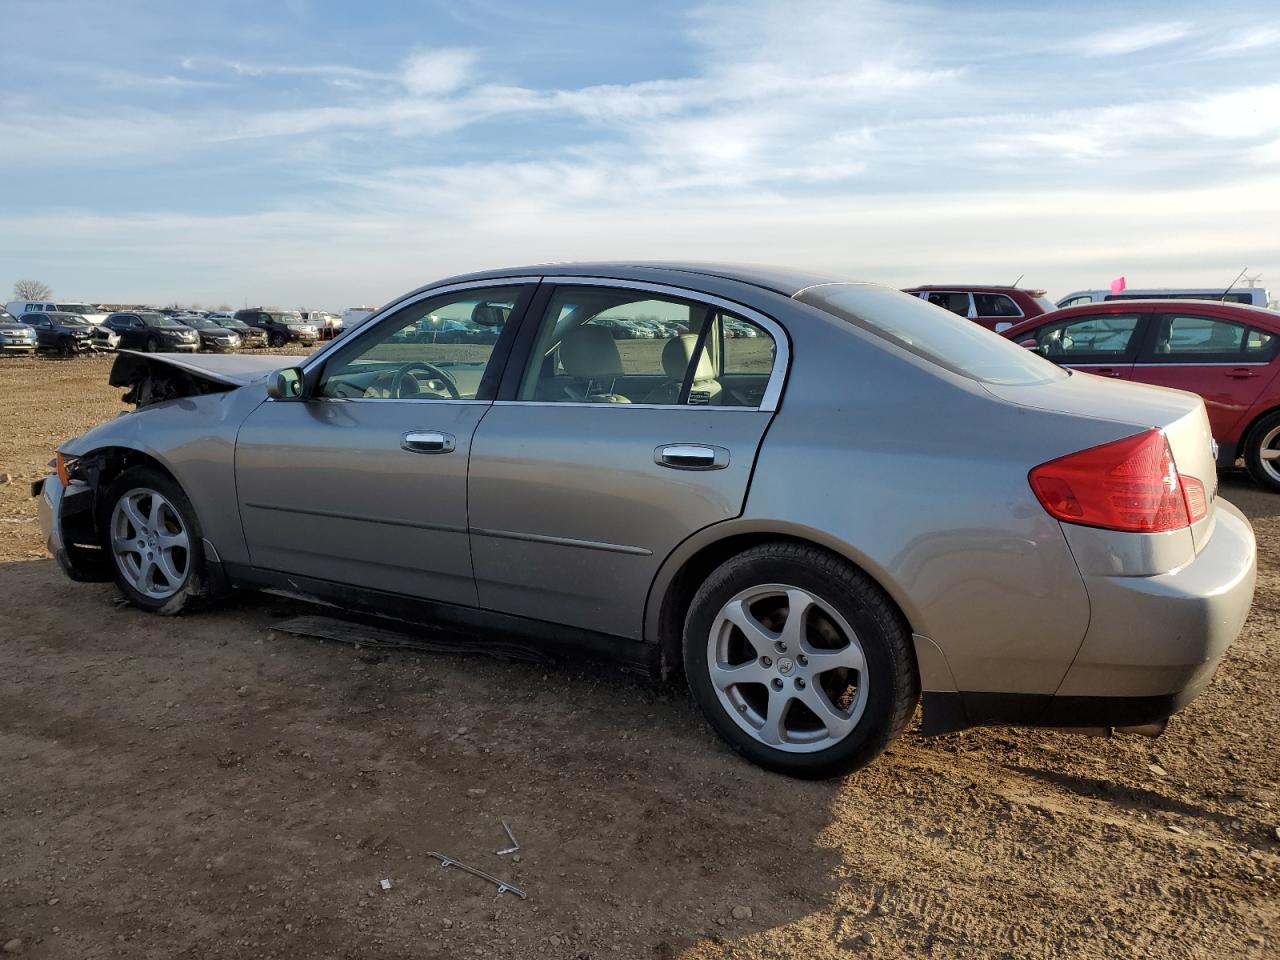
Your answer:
796,283 -> 1066,386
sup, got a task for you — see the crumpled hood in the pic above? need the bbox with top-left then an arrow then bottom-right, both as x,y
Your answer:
109,349 -> 294,388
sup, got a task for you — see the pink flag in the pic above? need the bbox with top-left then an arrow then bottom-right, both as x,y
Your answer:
1110,276 -> 1126,294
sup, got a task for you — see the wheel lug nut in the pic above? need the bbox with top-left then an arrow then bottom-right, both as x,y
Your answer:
761,656 -> 772,667
798,655 -> 809,666
795,678 -> 806,689
775,641 -> 787,652
771,678 -> 783,690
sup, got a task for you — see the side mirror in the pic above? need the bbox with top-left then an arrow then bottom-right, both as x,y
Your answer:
266,367 -> 304,400
1018,338 -> 1038,350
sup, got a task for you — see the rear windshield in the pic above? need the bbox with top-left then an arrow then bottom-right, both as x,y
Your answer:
796,283 -> 1066,386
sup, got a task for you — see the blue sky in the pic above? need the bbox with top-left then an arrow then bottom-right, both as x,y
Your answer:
2,0 -> 1278,307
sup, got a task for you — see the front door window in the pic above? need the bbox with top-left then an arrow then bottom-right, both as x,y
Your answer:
318,286 -> 528,401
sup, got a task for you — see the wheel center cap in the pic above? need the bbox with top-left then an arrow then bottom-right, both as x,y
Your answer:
776,657 -> 795,676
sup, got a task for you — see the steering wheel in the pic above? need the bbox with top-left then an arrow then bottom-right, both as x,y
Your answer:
390,361 -> 460,399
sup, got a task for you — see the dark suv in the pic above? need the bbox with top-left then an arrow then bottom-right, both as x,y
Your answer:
25,312 -> 95,356
234,309 -> 319,348
102,312 -> 201,352
902,285 -> 1056,332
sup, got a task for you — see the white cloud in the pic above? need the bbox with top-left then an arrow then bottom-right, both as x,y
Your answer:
400,49 -> 478,96
1069,21 -> 1191,57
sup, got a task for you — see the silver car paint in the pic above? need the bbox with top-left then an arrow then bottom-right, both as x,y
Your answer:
49,264 -> 1256,712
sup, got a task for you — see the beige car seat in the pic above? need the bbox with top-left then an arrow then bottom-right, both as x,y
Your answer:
560,324 -> 631,403
643,335 -> 721,405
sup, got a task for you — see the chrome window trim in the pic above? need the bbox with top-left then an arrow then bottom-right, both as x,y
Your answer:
491,400 -> 763,412
290,396 -> 493,405
300,276 -> 544,377
521,275 -> 789,412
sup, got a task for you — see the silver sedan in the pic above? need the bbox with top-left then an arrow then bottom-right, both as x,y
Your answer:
36,263 -> 1256,778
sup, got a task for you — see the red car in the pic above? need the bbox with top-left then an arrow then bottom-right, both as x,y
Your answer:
903,285 -> 1055,332
1004,300 -> 1280,491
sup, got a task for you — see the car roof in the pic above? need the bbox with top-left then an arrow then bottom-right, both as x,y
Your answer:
903,285 -> 1046,295
1003,297 -> 1280,337
418,261 -> 854,299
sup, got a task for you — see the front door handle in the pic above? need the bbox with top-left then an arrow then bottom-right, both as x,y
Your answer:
1227,369 -> 1257,379
401,430 -> 456,454
655,443 -> 729,470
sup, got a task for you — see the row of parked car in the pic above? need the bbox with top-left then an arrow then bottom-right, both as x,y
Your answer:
907,283 -> 1280,492
0,302 -> 368,356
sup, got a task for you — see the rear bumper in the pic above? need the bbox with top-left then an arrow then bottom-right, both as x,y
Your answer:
920,499 -> 1256,735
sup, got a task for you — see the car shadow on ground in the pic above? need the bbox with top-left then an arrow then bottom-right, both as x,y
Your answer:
0,558 -> 854,958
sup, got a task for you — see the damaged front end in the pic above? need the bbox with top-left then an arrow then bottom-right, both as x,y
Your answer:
37,350 -> 290,580
110,351 -> 242,409
35,458 -> 112,582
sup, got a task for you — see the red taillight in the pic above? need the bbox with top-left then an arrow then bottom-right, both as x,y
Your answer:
1029,429 -> 1202,533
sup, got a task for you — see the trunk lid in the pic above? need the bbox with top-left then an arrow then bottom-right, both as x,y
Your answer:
983,370 -> 1219,550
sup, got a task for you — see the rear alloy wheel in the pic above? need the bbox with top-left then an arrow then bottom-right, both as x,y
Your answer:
102,467 -> 206,613
685,543 -> 918,778
1244,411 -> 1280,493
270,331 -> 286,348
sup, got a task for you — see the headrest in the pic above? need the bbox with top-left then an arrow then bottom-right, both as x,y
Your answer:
471,302 -> 506,327
662,334 -> 715,381
561,324 -> 624,378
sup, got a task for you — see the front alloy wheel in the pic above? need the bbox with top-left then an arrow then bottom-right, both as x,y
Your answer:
110,488 -> 190,600
101,466 -> 207,613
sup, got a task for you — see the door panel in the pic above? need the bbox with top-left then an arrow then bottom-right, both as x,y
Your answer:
235,399 -> 487,603
467,405 -> 772,638
1133,313 -> 1278,440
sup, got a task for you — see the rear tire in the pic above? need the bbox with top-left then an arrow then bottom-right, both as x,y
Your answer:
145,336 -> 160,353
1244,410 -> 1280,493
683,542 -> 918,779
270,331 -> 286,348
100,466 -> 207,614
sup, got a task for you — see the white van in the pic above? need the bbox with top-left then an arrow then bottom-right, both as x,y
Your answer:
1056,287 -> 1272,309
4,300 -> 107,324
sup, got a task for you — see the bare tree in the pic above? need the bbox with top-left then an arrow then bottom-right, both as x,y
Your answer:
13,279 -> 52,301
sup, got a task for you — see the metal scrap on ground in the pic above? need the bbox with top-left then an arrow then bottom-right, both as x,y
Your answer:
428,851 -> 527,899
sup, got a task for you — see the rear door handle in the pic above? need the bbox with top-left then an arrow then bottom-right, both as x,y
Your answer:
401,430 -> 456,454
1227,369 -> 1257,379
655,444 -> 729,470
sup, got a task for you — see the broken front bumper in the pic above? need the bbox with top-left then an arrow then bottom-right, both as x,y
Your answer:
36,473 -> 111,582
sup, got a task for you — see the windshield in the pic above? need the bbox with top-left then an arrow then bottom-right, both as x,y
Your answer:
53,314 -> 90,326
141,313 -> 183,327
223,319 -> 250,329
796,283 -> 1066,386
269,313 -> 301,323
55,303 -> 92,315
187,318 -> 218,328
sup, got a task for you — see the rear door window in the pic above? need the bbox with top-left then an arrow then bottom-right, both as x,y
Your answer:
1140,314 -> 1278,363
925,292 -> 972,317
973,293 -> 1023,318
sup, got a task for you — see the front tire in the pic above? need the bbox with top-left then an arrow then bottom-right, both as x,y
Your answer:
270,331 -> 286,348
1243,410 -> 1280,493
684,543 -> 918,779
145,336 -> 160,353
101,467 -> 207,614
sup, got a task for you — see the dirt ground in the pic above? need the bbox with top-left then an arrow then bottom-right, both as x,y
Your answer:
0,354 -> 1276,960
